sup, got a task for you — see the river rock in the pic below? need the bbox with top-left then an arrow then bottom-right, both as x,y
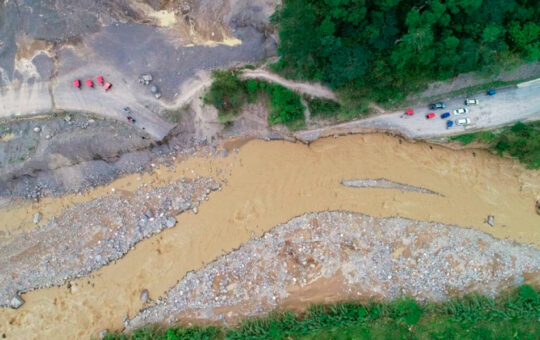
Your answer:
99,329 -> 108,339
486,215 -> 495,227
140,289 -> 149,303
9,294 -> 24,309
166,217 -> 177,228
33,212 -> 42,224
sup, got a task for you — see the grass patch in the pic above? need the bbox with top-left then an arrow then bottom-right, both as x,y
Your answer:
204,70 -> 305,128
162,105 -> 190,124
451,121 -> 540,168
306,97 -> 341,118
102,285 -> 539,340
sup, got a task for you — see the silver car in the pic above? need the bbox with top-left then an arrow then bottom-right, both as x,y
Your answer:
465,99 -> 479,105
453,108 -> 468,115
455,118 -> 471,126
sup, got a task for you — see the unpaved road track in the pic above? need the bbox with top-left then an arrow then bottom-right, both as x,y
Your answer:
240,69 -> 337,100
296,82 -> 540,142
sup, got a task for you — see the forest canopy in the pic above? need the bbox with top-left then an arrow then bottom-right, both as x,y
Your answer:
272,0 -> 540,102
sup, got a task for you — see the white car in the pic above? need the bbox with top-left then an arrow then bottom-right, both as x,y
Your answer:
465,99 -> 479,105
455,118 -> 471,126
453,108 -> 468,115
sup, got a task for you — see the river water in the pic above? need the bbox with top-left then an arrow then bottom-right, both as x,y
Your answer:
1,134 -> 538,339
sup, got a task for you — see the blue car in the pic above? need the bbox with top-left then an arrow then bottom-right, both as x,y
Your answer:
446,120 -> 454,129
441,112 -> 451,119
487,89 -> 496,96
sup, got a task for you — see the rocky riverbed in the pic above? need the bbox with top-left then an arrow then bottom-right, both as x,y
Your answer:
0,176 -> 219,307
127,211 -> 540,330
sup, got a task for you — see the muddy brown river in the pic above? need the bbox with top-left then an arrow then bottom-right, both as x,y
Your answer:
1,134 -> 539,339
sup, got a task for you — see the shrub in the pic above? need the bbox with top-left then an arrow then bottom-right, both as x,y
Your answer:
265,84 -> 305,127
203,71 -> 248,117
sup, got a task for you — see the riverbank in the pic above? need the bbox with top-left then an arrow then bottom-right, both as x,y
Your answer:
1,133 -> 538,339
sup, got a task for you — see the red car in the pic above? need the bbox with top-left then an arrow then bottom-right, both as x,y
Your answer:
103,82 -> 112,91
405,109 -> 414,116
426,112 -> 436,119
73,79 -> 81,88
97,76 -> 104,84
86,80 -> 94,87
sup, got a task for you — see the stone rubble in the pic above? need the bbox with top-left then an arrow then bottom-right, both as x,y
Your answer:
127,211 -> 540,330
0,177 -> 220,307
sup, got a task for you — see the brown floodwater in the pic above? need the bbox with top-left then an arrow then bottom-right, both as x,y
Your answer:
0,134 -> 539,339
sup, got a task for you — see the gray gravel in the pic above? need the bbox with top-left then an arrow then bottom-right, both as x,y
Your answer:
127,211 -> 540,329
0,177 -> 220,307
341,178 -> 442,196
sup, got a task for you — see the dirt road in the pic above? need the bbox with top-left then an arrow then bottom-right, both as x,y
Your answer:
296,81 -> 540,142
240,69 -> 337,100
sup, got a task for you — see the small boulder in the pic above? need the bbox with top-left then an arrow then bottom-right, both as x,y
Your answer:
145,210 -> 154,218
150,85 -> 158,94
140,289 -> 149,303
220,149 -> 228,158
154,92 -> 162,99
166,217 -> 177,228
142,74 -> 153,82
33,126 -> 41,133
9,294 -> 24,309
33,212 -> 42,224
486,215 -> 495,227
192,207 -> 198,214
98,329 -> 108,339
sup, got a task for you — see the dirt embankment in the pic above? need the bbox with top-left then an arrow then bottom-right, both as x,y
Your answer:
1,134 -> 539,339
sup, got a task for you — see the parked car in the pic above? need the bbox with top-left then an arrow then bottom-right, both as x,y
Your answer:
86,79 -> 94,88
455,118 -> 471,126
487,89 -> 496,96
465,98 -> 479,105
429,102 -> 446,110
123,107 -> 132,114
103,82 -> 112,91
441,112 -> 451,119
426,112 -> 436,119
73,79 -> 81,88
446,120 -> 454,129
453,108 -> 468,115
405,109 -> 414,116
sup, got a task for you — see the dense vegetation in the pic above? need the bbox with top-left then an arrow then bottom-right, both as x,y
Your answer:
203,70 -> 305,128
102,284 -> 539,340
451,121 -> 540,168
272,0 -> 540,104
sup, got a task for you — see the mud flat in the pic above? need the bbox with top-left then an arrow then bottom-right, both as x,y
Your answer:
0,134 -> 539,339
127,211 -> 540,329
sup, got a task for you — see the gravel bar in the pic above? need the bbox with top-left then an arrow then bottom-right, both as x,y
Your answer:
0,177 -> 220,307
127,211 -> 540,329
